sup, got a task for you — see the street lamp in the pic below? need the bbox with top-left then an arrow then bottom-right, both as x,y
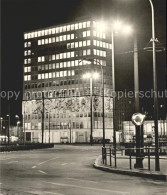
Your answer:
81,58 -> 105,148
0,117 -> 3,135
110,21 -> 133,168
6,115 -> 10,145
83,71 -> 99,145
148,0 -> 160,171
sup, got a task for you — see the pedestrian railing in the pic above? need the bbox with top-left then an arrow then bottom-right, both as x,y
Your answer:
102,146 -> 167,171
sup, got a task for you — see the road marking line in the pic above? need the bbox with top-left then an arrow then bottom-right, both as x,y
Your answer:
44,191 -> 64,195
38,157 -> 58,165
61,163 -> 68,166
32,166 -> 36,169
0,157 -> 15,161
7,161 -> 18,164
44,181 -> 129,194
66,177 -> 97,183
38,170 -> 47,174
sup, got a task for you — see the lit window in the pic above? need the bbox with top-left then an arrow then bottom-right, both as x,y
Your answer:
60,62 -> 63,68
28,58 -> 31,64
34,32 -> 37,37
37,31 -> 41,37
83,31 -> 86,37
24,51 -> 27,56
67,52 -> 70,58
60,53 -> 63,59
83,41 -> 86,47
87,49 -> 91,55
87,30 -> 90,36
56,37 -> 59,42
64,62 -> 67,67
71,43 -> 74,48
52,72 -> 55,78
24,76 -> 27,81
97,50 -> 100,56
49,64 -> 52,69
52,63 -> 55,69
45,39 -> 48,44
49,73 -> 52,78
60,71 -> 63,77
71,61 -> 74,66
38,40 -> 41,45
38,74 -> 41,79
49,38 -> 52,43
79,23 -> 82,29
24,34 -> 28,39
67,61 -> 70,67
83,50 -> 87,56
75,23 -> 78,30
75,42 -> 78,48
63,26 -> 66,32
56,63 -> 59,68
42,56 -> 45,62
63,35 -> 66,41
56,27 -> 59,33
24,67 -> 27,72
56,54 -> 59,60
42,39 -> 45,45
64,52 -> 67,58
71,34 -> 74,39
87,40 -> 91,46
79,41 -> 82,47
67,25 -> 70,31
41,30 -> 45,36
45,73 -> 48,79
83,22 -> 86,28
45,29 -> 48,35
24,59 -> 27,64
64,71 -> 67,76
24,42 -> 27,47
103,42 -> 105,48
42,74 -> 45,79
28,75 -> 31,80
97,41 -> 99,47
93,40 -> 96,46
109,44 -> 112,49
67,43 -> 71,49
94,49 -> 97,55
87,21 -> 90,27
100,41 -> 103,47
60,36 -> 62,41
71,51 -> 74,57
45,64 -> 48,70
56,72 -> 59,77
68,70 -> 71,76
71,24 -> 74,30
75,60 -> 78,66
103,51 -> 106,57
71,70 -> 75,76
67,34 -> 70,40
52,55 -> 55,60
48,29 -> 52,35
52,28 -> 56,34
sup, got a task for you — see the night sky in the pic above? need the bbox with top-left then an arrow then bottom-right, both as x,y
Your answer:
1,0 -> 166,123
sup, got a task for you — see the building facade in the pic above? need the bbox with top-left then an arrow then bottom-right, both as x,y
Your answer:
23,18 -> 114,143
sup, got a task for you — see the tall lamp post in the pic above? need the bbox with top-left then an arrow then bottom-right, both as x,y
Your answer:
148,0 -> 160,171
83,72 -> 99,145
6,115 -> 10,145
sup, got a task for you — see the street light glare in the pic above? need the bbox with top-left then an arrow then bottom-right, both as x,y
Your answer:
83,73 -> 91,79
112,21 -> 122,32
96,21 -> 106,32
122,25 -> 133,35
93,72 -> 99,79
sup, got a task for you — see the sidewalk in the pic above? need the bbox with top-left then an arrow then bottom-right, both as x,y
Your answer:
94,153 -> 167,181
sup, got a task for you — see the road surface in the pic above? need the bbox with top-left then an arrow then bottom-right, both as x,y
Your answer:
0,145 -> 167,195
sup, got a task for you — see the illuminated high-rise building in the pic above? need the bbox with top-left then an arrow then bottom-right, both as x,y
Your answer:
23,18 -> 114,143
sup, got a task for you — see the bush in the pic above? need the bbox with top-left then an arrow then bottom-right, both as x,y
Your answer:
0,143 -> 54,152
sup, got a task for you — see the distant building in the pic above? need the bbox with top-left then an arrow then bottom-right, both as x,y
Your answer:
23,18 -> 114,143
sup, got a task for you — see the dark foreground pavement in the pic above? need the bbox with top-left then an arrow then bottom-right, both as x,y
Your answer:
0,145 -> 167,195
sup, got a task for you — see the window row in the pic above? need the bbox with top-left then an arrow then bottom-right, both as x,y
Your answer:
93,31 -> 106,39
37,70 -> 75,80
24,21 -> 91,39
67,40 -> 91,49
24,50 -> 31,56
93,40 -> 112,49
93,49 -> 106,57
24,42 -> 31,47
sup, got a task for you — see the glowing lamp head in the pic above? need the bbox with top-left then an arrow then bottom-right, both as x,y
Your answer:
112,21 -> 122,32
132,113 -> 146,126
83,73 -> 91,79
93,72 -> 99,79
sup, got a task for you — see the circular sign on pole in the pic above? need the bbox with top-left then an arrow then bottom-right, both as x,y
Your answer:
131,113 -> 146,126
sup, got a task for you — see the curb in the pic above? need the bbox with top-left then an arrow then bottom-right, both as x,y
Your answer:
94,156 -> 167,181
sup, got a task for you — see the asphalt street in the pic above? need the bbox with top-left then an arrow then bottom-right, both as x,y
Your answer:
0,145 -> 167,195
